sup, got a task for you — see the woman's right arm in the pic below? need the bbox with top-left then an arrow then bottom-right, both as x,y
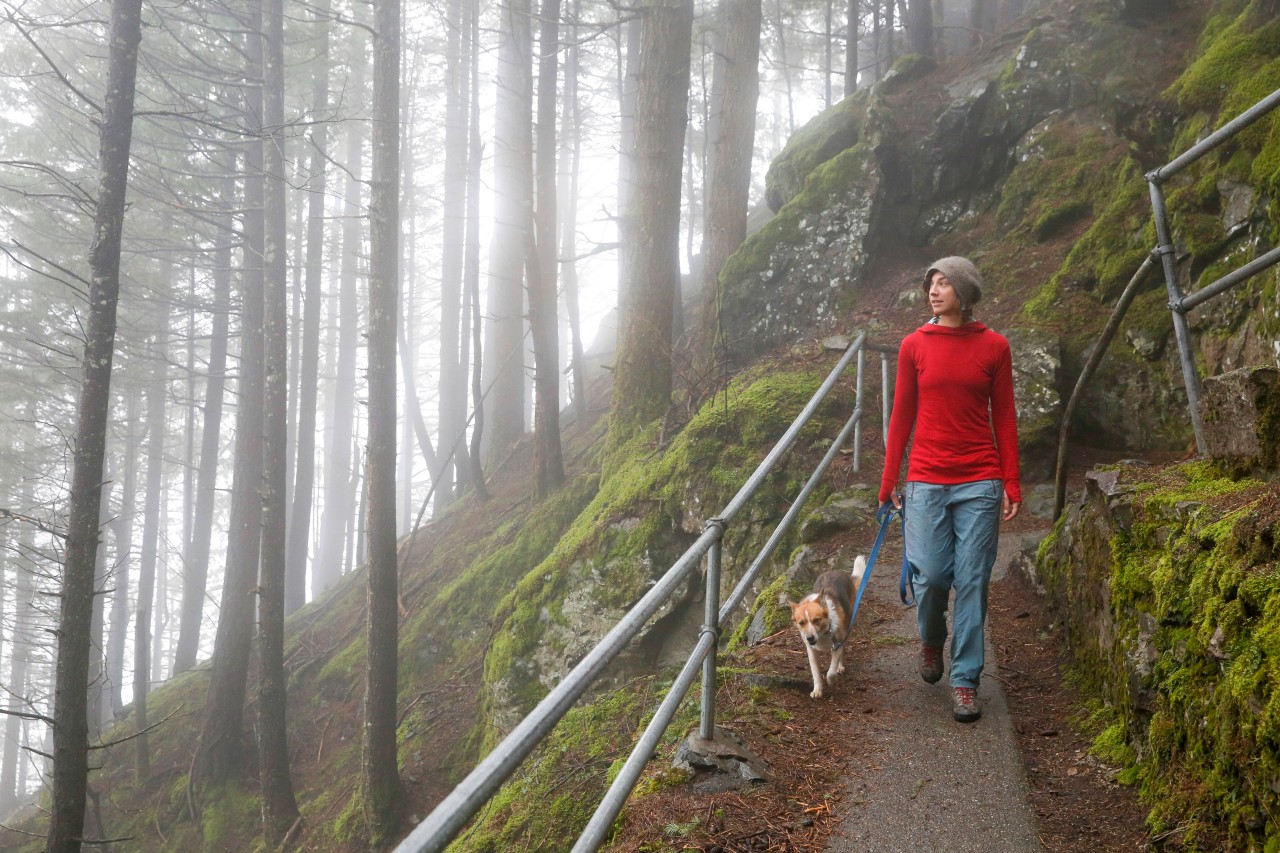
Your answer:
879,339 -> 917,506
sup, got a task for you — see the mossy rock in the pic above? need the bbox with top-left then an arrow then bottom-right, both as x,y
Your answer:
764,88 -> 875,212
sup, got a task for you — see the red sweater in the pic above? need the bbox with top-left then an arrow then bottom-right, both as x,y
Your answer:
878,321 -> 1021,504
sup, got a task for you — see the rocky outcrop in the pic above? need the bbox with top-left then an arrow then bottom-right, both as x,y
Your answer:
717,0 -> 1280,461
1034,449 -> 1280,846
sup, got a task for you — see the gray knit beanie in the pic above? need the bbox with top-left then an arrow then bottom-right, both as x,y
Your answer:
922,256 -> 983,310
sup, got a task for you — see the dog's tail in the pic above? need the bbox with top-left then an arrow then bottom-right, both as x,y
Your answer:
851,554 -> 867,584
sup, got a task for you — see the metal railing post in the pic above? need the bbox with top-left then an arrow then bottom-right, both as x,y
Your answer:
1147,176 -> 1207,453
881,354 -> 890,449
699,521 -> 724,740
853,347 -> 865,473
1052,254 -> 1156,520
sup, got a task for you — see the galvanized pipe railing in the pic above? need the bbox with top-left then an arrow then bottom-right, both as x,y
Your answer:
1146,86 -> 1280,454
395,331 -> 890,853
1056,87 -> 1280,518
1052,254 -> 1156,520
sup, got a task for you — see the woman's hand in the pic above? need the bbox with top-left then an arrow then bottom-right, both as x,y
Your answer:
1002,491 -> 1020,522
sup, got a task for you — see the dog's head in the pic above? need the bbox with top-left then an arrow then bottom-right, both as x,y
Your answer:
788,598 -> 829,646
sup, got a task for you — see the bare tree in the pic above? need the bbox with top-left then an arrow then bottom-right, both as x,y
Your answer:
45,0 -> 145,846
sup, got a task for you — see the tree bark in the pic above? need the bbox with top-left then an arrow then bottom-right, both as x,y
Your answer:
846,0 -> 859,94
2,484 -> 36,814
285,4 -> 330,616
465,3 -> 488,500
559,0 -> 587,423
907,0 -> 934,55
970,0 -> 994,49
694,0 -> 761,380
46,0 -> 143,846
134,319 -> 169,783
105,389 -> 140,717
605,0 -> 693,456
362,0 -> 405,839
485,0 -> 533,466
314,16 -> 367,598
174,163 -> 233,672
194,0 -> 267,783
259,0 -> 301,835
437,0 -> 472,512
531,0 -> 565,497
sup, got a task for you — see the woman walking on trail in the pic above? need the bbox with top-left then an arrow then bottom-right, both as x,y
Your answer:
878,256 -> 1021,724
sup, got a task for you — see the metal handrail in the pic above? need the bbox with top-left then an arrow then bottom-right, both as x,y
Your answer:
1147,86 -> 1280,454
395,331 -> 892,853
1054,87 -> 1280,517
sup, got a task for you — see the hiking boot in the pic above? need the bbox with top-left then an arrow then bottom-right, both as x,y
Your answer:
953,686 -> 981,723
918,644 -> 943,684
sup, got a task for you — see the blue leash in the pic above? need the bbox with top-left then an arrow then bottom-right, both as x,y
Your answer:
847,500 -> 911,632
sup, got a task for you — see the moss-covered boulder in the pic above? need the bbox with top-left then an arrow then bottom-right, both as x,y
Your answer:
479,361 -> 849,735
1037,459 -> 1280,848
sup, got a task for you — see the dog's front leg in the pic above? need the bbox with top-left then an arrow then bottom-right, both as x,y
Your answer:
805,643 -> 824,699
827,643 -> 845,683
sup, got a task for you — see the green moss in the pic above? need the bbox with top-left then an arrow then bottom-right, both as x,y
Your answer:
763,88 -> 874,210
449,679 -> 657,853
1166,7 -> 1280,115
478,362 -> 843,739
1040,457 -> 1280,848
200,782 -> 261,853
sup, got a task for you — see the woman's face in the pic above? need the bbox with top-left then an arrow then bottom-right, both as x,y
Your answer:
928,271 -> 962,319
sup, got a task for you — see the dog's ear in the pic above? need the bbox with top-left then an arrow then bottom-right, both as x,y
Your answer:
780,594 -> 798,609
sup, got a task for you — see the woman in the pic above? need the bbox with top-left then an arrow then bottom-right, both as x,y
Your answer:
878,256 -> 1021,723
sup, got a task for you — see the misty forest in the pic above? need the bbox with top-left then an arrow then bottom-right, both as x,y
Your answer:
2,0 -> 1280,849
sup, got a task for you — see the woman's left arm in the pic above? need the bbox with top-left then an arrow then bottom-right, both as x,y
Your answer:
991,338 -> 1022,508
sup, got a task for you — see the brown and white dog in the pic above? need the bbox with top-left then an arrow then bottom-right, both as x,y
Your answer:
787,556 -> 867,699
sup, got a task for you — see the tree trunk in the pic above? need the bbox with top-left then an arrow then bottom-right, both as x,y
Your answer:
314,16 -> 367,598
437,0 -> 472,512
174,164 -> 233,672
194,0 -> 267,782
694,0 -> 761,379
616,14 -> 640,314
362,0 -> 405,837
46,0 -> 143,847
531,0 -> 565,497
605,0 -> 693,456
970,0 -> 994,49
259,0 -> 301,835
558,0 -> 586,423
907,0 -> 934,55
772,1 -> 796,135
106,388 -> 140,717
846,0 -> 859,94
485,0 -> 533,466
134,319 -> 169,782
285,3 -> 330,616
2,485 -> 36,814
465,4 -> 488,500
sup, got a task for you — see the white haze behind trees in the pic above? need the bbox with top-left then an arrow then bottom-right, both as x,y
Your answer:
0,0 -> 1008,815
